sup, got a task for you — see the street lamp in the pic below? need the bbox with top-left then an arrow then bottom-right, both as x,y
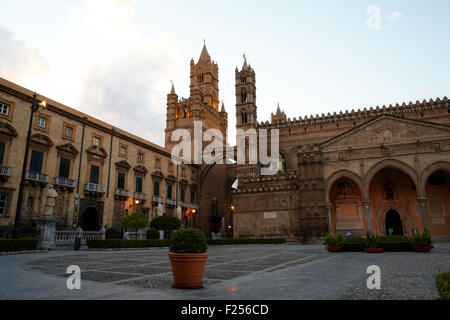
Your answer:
13,92 -> 47,237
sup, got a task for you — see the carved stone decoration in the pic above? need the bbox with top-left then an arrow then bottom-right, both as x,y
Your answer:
31,133 -> 53,149
115,160 -> 131,171
0,121 -> 18,137
133,165 -> 148,175
56,142 -> 79,155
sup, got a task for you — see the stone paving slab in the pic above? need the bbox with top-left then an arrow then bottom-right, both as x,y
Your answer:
1,243 -> 449,300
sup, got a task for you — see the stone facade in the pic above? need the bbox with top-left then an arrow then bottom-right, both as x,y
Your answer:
1,43 -> 449,242
0,78 -> 198,234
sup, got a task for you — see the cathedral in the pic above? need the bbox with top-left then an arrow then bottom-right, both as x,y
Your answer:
0,43 -> 449,242
165,43 -> 450,242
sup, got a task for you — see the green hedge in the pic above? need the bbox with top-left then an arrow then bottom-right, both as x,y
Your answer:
207,238 -> 286,245
0,238 -> 39,252
436,272 -> 450,300
86,237 -> 286,249
341,235 -> 413,252
87,239 -> 170,249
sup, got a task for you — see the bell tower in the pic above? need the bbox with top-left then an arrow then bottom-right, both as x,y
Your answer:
190,41 -> 219,110
235,55 -> 257,132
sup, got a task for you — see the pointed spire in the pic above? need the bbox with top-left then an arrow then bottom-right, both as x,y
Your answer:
170,82 -> 176,95
199,40 -> 211,62
242,54 -> 248,69
221,100 -> 226,112
276,102 -> 281,115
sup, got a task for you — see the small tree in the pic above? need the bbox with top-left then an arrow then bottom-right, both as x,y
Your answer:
122,212 -> 147,238
150,216 -> 182,239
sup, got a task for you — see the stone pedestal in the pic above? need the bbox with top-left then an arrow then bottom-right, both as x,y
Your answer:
36,215 -> 56,250
36,186 -> 58,250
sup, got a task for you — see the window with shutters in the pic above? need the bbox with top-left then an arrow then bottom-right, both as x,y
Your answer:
153,181 -> 160,196
58,157 -> 71,178
117,172 -> 125,189
89,165 -> 100,184
0,194 -> 8,217
136,176 -> 143,193
0,141 -> 5,166
29,150 -> 44,173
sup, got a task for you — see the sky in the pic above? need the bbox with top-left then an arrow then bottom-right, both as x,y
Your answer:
0,0 -> 449,146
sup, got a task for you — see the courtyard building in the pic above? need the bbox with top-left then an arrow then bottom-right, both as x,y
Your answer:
1,43 -> 449,241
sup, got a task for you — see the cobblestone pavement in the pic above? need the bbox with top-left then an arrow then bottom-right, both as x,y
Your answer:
1,243 -> 449,300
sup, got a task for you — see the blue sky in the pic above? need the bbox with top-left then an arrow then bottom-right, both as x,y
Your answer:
0,0 -> 449,146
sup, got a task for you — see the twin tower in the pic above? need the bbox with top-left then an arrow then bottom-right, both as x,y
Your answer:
164,43 -> 257,154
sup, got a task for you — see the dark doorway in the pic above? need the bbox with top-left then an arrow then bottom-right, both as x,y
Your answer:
80,207 -> 100,231
385,210 -> 403,236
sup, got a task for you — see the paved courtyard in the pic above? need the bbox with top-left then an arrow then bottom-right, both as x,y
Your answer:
1,243 -> 450,300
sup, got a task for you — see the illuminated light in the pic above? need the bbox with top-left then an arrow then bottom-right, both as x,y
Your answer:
192,209 -> 196,214
135,200 -> 140,205
230,285 -> 237,293
228,225 -> 231,229
40,100 -> 47,108
230,205 -> 235,211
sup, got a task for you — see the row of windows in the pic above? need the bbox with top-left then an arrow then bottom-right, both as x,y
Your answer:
116,171 -> 195,203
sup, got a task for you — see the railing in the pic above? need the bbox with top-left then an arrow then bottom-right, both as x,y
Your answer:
134,192 -> 148,201
85,183 -> 105,193
153,195 -> 164,203
127,230 -> 146,240
115,188 -> 130,197
55,230 -> 104,248
166,199 -> 177,206
26,171 -> 48,183
0,165 -> 11,177
54,176 -> 76,188
180,201 -> 189,208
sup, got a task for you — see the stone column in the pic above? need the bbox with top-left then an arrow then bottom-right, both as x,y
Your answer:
326,203 -> 332,234
362,201 -> 372,234
36,187 -> 58,250
418,199 -> 430,232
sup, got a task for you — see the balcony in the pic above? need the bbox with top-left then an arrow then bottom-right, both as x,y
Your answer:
180,201 -> 189,208
0,165 -> 11,182
26,170 -> 48,187
114,188 -> 130,200
54,176 -> 76,191
152,195 -> 164,204
134,192 -> 148,201
166,199 -> 177,206
84,183 -> 105,197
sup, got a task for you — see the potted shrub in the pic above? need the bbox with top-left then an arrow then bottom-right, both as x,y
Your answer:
412,232 -> 433,252
323,233 -> 343,252
364,232 -> 383,253
168,228 -> 208,289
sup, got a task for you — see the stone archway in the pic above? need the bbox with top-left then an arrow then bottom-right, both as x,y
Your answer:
364,159 -> 421,199
385,209 -> 404,236
375,200 -> 412,236
79,207 -> 100,231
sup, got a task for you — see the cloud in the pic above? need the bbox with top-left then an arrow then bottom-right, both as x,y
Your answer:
77,34 -> 182,146
0,26 -> 50,82
68,0 -> 138,42
388,11 -> 403,22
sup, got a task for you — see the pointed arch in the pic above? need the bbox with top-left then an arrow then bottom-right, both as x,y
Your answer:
325,169 -> 363,203
364,159 -> 420,199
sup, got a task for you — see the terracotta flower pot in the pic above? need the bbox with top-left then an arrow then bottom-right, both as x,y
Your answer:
413,246 -> 432,253
364,248 -> 383,253
326,247 -> 342,252
168,252 -> 209,289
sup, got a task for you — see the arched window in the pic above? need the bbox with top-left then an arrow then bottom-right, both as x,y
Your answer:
241,92 -> 247,103
244,112 -> 248,124
182,105 -> 187,118
175,106 -> 180,119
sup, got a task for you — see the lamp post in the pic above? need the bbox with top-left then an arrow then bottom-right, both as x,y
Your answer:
13,92 -> 46,237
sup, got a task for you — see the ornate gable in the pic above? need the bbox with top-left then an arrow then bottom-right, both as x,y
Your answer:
134,165 -> 148,175
86,145 -> 108,158
57,142 -> 79,155
116,160 -> 131,170
320,115 -> 450,152
31,133 -> 53,148
0,121 -> 18,137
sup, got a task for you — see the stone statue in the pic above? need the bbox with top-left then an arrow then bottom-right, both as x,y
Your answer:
36,186 -> 58,250
176,206 -> 182,220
